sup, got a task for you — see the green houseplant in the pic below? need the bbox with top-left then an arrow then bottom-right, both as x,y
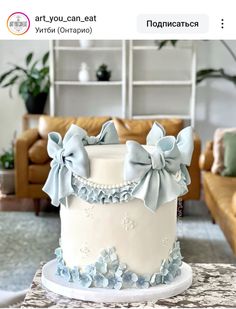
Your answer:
0,150 -> 14,170
0,134 -> 15,195
0,51 -> 50,114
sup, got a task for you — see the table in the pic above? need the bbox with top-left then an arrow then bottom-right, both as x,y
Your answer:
21,263 -> 236,308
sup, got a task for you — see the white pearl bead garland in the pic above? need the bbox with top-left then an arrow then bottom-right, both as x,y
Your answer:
73,174 -> 137,190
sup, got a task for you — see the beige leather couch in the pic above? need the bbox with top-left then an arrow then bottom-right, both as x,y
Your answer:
200,141 -> 236,254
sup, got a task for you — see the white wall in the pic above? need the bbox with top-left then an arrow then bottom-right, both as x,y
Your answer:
0,41 -> 49,150
196,40 -> 236,145
0,40 -> 236,149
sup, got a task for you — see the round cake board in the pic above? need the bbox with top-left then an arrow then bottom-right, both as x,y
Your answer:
42,259 -> 192,303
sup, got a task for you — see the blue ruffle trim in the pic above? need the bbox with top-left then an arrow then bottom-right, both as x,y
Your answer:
72,176 -> 136,204
55,241 -> 183,289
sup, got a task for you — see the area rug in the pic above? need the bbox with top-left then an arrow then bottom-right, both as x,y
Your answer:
0,212 -> 60,291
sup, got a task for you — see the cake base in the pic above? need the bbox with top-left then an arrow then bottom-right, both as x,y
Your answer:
42,259 -> 192,303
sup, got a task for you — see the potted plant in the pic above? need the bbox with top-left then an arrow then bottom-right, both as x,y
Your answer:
0,135 -> 15,195
0,51 -> 50,114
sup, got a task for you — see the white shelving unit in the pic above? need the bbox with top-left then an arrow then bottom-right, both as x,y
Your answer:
49,40 -> 127,117
128,41 -> 197,127
49,40 -> 197,126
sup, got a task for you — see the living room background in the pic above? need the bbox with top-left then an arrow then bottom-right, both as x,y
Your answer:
0,40 -> 236,150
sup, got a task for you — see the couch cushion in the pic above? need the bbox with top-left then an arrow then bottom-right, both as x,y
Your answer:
28,163 -> 50,184
222,132 -> 236,177
75,117 -> 112,136
112,118 -> 183,144
211,128 -> 236,174
28,139 -> 49,164
204,172 -> 236,215
232,192 -> 236,216
38,116 -> 111,139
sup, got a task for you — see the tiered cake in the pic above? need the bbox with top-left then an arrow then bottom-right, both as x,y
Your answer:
42,121 -> 193,296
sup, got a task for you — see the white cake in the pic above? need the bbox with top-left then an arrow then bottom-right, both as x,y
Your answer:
60,145 -> 177,275
43,122 -> 193,290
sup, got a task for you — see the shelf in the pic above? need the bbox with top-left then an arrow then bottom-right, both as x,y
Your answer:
133,46 -> 159,51
54,81 -> 123,86
133,44 -> 192,51
133,81 -> 192,86
132,115 -> 191,120
54,46 -> 122,51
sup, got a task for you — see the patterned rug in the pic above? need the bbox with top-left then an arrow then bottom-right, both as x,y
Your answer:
0,201 -> 235,292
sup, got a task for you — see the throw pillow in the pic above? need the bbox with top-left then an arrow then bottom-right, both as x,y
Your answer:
211,128 -> 236,174
221,132 -> 236,177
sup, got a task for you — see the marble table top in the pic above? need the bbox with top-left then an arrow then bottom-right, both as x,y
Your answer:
21,263 -> 236,308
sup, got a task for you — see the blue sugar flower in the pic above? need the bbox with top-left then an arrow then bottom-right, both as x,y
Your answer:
115,263 -> 126,277
168,260 -> 181,277
122,271 -> 138,288
93,273 -> 109,288
160,260 -> 169,277
77,273 -> 92,288
69,266 -> 80,282
56,262 -> 72,282
107,260 -> 120,274
162,271 -> 174,284
171,242 -> 183,261
136,275 -> 150,289
150,272 -> 162,286
55,247 -> 63,262
107,274 -> 122,290
95,260 -> 107,274
84,264 -> 96,277
100,247 -> 118,264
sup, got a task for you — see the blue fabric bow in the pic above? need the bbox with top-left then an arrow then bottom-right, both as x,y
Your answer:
43,121 -> 119,206
42,125 -> 90,206
77,121 -> 119,145
124,125 -> 193,212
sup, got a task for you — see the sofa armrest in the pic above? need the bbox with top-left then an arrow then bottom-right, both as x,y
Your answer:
199,140 -> 214,171
183,132 -> 201,200
15,128 -> 39,197
232,192 -> 236,217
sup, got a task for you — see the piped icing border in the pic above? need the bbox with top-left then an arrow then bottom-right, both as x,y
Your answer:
55,241 -> 183,290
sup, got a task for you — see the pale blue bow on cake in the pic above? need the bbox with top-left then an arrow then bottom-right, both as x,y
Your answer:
79,121 -> 119,145
124,123 -> 194,212
43,121 -> 119,206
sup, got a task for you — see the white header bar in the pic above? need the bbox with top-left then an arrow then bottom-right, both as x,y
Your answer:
0,0 -> 235,39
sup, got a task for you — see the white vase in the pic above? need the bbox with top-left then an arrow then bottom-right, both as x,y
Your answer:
79,40 -> 93,48
78,62 -> 90,82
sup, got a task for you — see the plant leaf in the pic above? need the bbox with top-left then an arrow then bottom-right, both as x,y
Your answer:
30,60 -> 38,72
2,75 -> 19,87
42,52 -> 49,66
40,67 -> 49,76
0,69 -> 15,85
26,52 -> 33,66
171,40 -> 178,47
158,40 -> 168,50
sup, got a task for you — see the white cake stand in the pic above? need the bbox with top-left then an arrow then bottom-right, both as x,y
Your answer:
42,259 -> 192,303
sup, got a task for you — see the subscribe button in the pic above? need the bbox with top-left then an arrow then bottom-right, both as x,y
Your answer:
137,14 -> 209,34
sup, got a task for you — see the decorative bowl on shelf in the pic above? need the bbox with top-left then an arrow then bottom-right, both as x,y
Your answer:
96,64 -> 111,81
